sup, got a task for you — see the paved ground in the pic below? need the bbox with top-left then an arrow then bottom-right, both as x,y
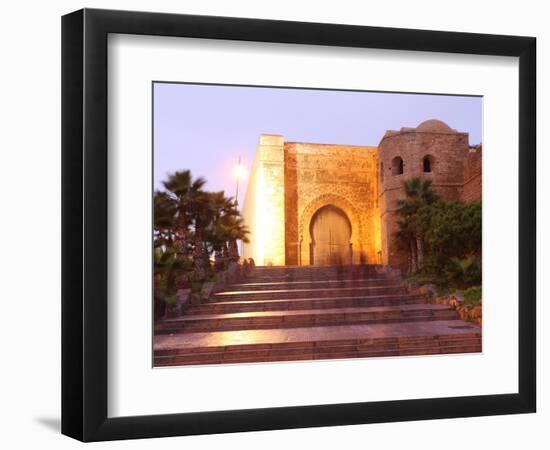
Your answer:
160,303 -> 453,322
154,319 -> 480,351
154,265 -> 481,366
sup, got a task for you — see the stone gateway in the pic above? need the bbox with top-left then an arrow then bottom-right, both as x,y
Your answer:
242,119 -> 481,269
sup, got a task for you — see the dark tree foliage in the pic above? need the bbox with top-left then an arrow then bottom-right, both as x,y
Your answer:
153,170 -> 250,312
417,200 -> 482,287
394,177 -> 481,287
418,200 -> 481,259
395,178 -> 439,273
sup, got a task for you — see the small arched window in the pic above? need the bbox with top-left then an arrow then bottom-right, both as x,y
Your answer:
423,155 -> 434,173
392,156 -> 404,176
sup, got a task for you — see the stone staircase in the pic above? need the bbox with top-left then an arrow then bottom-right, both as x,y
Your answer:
154,265 -> 481,366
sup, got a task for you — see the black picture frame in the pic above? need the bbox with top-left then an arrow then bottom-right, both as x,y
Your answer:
62,8 -> 536,442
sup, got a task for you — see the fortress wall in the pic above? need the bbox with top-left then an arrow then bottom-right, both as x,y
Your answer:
377,124 -> 470,269
284,142 -> 380,265
378,131 -> 469,202
241,135 -> 286,266
244,121 -> 478,270
463,145 -> 482,203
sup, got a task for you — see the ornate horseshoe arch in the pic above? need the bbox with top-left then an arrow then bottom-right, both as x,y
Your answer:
299,194 -> 362,265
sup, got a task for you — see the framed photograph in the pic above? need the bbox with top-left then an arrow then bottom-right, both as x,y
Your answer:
62,8 -> 536,441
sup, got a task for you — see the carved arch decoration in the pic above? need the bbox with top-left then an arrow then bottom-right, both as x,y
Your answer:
298,194 -> 362,265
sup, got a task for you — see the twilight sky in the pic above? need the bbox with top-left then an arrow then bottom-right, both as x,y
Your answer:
153,82 -> 482,205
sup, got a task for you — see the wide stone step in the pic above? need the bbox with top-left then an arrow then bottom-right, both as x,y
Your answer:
226,278 -> 396,292
245,266 -> 384,282
211,285 -> 407,301
186,293 -> 426,315
155,332 -> 482,357
245,275 -> 384,283
155,342 -> 482,366
250,264 -> 381,272
155,304 -> 458,334
154,321 -> 481,366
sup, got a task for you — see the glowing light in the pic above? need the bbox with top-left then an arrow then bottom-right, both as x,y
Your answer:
233,163 -> 247,179
256,165 -> 265,266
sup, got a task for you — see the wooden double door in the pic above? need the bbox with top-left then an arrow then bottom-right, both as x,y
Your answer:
310,205 -> 352,266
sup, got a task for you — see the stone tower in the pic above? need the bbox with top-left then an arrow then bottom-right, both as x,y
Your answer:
377,119 -> 471,268
241,134 -> 286,266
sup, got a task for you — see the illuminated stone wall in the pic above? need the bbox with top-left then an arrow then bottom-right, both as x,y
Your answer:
243,120 -> 480,268
242,135 -> 286,266
284,142 -> 380,265
243,135 -> 380,266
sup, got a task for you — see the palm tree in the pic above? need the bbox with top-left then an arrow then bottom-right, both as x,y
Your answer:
162,170 -> 206,260
188,190 -> 218,279
395,216 -> 418,273
155,170 -> 251,284
395,177 -> 439,272
217,196 -> 249,261
153,191 -> 177,248
204,192 -> 235,268
224,214 -> 250,261
402,177 -> 439,205
153,246 -> 192,319
204,194 -> 250,267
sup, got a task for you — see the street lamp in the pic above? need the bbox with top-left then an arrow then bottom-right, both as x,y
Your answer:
232,156 -> 247,261
232,156 -> 246,207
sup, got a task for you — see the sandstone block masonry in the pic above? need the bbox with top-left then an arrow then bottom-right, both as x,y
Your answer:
378,119 -> 482,268
284,142 -> 379,265
242,119 -> 481,269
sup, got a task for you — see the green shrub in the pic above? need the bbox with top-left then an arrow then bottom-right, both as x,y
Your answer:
443,257 -> 481,288
394,181 -> 481,290
406,273 -> 436,284
420,201 -> 481,259
462,285 -> 482,305
164,294 -> 177,306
